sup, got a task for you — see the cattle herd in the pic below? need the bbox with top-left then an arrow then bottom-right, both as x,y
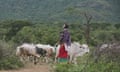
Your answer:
16,42 -> 90,64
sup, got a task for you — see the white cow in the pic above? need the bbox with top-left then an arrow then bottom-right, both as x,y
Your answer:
69,42 -> 89,64
55,42 -> 90,64
16,43 -> 47,64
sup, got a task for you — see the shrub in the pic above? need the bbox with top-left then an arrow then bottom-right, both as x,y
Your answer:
0,56 -> 24,70
0,40 -> 24,70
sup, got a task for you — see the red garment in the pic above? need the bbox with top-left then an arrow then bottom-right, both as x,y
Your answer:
58,44 -> 68,58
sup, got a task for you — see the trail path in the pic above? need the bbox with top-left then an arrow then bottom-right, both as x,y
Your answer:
0,63 -> 52,72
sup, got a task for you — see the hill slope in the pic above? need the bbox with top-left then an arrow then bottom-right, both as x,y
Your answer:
0,0 -> 119,23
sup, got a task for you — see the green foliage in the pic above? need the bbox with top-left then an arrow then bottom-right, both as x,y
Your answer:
0,20 -> 120,71
83,61 -> 120,72
114,23 -> 120,29
12,26 -> 36,43
0,56 -> 24,70
112,29 -> 120,41
0,20 -> 120,45
0,0 -> 119,22
0,20 -> 33,41
0,40 -> 24,70
53,63 -> 74,72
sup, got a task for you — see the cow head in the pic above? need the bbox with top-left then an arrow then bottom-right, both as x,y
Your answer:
80,44 -> 89,54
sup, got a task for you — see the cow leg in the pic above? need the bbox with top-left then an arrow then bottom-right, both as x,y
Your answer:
44,56 -> 48,63
54,56 -> 58,63
73,57 -> 77,65
23,55 -> 27,63
54,54 -> 58,63
69,54 -> 73,63
20,56 -> 24,62
29,55 -> 33,62
20,55 -> 27,64
33,56 -> 37,65
24,55 -> 29,62
54,45 -> 60,63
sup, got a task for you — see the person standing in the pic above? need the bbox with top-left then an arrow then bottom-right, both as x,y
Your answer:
57,23 -> 71,62
62,23 -> 71,51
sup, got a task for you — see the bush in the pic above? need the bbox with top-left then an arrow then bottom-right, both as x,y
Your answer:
0,40 -> 24,70
0,56 -> 24,70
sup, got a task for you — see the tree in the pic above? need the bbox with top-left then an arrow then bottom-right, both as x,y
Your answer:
65,7 -> 93,44
12,26 -> 36,43
3,20 -> 33,41
83,12 -> 92,44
